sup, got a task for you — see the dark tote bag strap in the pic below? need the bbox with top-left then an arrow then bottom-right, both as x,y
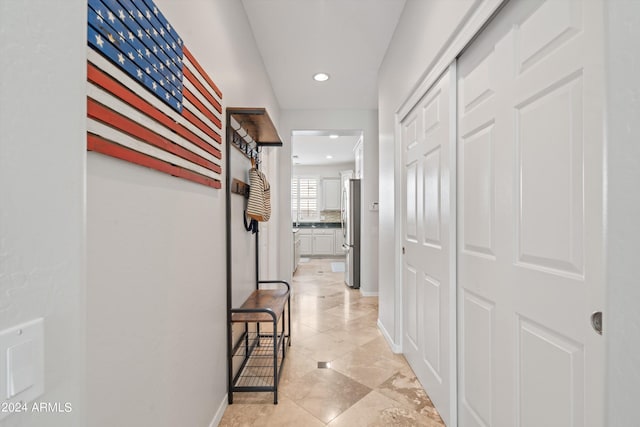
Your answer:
243,210 -> 259,234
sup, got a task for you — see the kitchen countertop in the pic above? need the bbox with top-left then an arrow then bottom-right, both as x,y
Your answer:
293,222 -> 341,229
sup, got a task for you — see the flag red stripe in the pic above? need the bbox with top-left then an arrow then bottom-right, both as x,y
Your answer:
183,46 -> 223,100
87,98 -> 222,174
87,62 -> 222,157
88,134 -> 221,189
183,87 -> 222,128
181,107 -> 221,143
183,65 -> 222,115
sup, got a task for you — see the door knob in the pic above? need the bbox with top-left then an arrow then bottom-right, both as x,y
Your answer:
591,311 -> 603,335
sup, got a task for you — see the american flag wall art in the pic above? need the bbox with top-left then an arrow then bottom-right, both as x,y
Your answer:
87,0 -> 223,189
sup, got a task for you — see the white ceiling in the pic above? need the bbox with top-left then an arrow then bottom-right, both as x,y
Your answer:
241,0 -> 406,110
292,132 -> 361,166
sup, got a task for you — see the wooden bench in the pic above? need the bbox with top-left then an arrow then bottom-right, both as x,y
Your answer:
228,280 -> 291,404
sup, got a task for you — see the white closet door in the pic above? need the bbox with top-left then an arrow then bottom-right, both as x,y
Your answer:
402,66 -> 455,425
457,1 -> 605,426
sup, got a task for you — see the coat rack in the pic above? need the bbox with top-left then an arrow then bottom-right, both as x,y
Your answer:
225,107 -> 289,404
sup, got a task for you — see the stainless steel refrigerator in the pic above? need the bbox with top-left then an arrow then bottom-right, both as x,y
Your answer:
341,179 -> 361,288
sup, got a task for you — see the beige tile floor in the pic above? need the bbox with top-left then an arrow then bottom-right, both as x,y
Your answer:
220,258 -> 444,426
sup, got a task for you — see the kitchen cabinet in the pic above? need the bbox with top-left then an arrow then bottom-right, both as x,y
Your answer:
354,139 -> 363,178
322,178 -> 341,210
298,229 -> 313,255
312,229 -> 335,255
297,227 -> 345,256
293,230 -> 301,273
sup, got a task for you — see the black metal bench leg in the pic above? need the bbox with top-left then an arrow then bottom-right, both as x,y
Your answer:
288,296 -> 292,346
273,318 -> 278,404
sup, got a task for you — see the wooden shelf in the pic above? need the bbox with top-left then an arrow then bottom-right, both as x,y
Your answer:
230,288 -> 289,323
227,107 -> 282,146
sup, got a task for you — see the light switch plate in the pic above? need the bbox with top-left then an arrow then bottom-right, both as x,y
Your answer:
7,340 -> 35,398
0,319 -> 44,420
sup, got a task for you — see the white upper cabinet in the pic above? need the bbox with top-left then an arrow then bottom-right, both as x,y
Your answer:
322,178 -> 341,210
354,138 -> 363,179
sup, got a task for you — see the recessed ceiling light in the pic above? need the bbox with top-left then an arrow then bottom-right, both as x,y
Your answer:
329,134 -> 339,139
326,155 -> 333,159
313,72 -> 330,82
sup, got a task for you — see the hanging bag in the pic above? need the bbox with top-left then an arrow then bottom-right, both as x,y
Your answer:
247,167 -> 271,222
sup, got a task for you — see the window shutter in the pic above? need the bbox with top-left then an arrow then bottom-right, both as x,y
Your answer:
299,178 -> 318,220
292,176 -> 319,221
291,177 -> 298,221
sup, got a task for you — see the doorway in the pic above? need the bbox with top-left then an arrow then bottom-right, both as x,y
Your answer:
291,130 -> 362,284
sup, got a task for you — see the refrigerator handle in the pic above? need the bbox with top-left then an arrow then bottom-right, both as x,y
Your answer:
341,188 -> 347,240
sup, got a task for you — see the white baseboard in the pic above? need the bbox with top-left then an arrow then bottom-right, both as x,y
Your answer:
359,289 -> 379,297
378,319 -> 402,353
209,394 -> 228,427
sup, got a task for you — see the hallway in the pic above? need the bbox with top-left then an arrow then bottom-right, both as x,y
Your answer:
220,259 -> 444,426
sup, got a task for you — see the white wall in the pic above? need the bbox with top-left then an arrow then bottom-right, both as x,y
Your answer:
86,1 -> 280,426
0,1 -> 86,426
278,110 -> 378,295
377,0 -> 482,347
605,2 -> 640,426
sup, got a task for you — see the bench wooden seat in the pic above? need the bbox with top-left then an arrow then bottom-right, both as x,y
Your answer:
230,288 -> 289,323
